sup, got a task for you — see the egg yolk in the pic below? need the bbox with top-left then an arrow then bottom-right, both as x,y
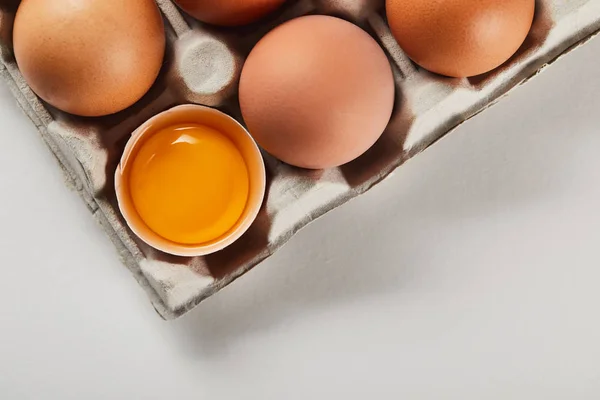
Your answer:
129,124 -> 249,245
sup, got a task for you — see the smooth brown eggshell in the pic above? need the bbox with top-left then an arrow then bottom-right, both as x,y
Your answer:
239,15 -> 395,169
13,0 -> 165,117
174,0 -> 287,26
386,0 -> 535,78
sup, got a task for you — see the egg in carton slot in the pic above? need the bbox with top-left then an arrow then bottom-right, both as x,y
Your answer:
0,0 -> 600,319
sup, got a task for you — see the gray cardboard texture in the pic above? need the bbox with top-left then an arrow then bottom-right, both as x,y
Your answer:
1,0 -> 600,319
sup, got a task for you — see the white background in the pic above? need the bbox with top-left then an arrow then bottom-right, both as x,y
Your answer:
2,36 -> 600,399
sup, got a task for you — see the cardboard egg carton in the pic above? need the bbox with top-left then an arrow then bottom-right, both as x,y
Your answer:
1,0 -> 599,319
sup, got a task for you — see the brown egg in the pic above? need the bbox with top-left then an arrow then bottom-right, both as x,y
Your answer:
174,0 -> 286,26
386,0 -> 535,77
239,15 -> 395,169
13,0 -> 165,117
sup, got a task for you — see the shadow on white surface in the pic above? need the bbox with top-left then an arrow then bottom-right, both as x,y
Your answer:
167,36 -> 600,358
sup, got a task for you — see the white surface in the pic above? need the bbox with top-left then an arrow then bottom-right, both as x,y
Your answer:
2,37 -> 600,399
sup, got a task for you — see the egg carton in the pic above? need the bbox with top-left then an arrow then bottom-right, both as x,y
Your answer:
1,0 -> 599,319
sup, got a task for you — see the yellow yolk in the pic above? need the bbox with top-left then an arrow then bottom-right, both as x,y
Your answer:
129,124 -> 249,245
